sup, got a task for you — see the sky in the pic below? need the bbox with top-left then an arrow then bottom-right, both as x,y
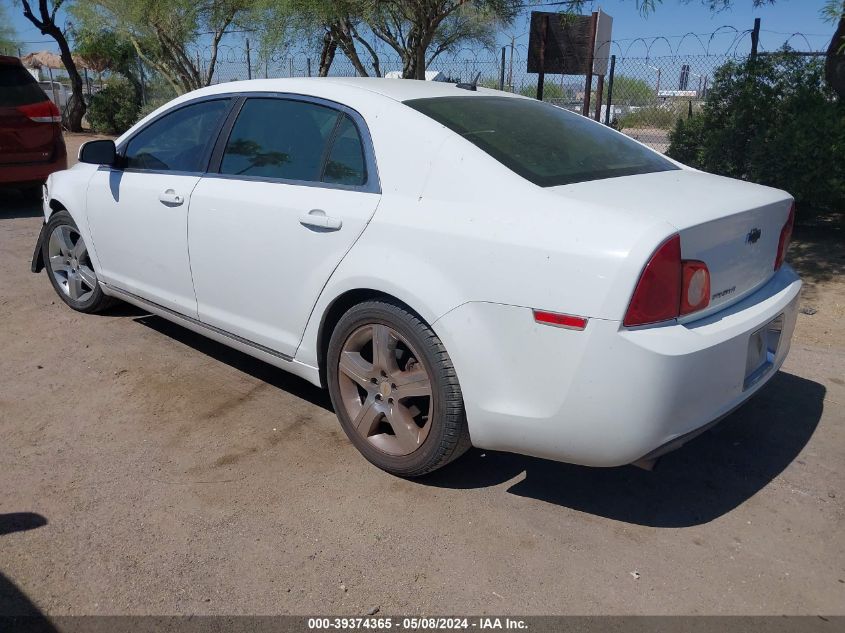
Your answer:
3,0 -> 836,58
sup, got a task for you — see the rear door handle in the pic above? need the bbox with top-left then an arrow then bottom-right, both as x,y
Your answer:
299,209 -> 342,231
159,189 -> 184,205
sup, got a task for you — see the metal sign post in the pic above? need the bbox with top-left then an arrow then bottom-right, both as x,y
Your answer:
527,10 -> 613,113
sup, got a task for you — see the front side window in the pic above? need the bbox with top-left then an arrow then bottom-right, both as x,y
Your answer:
405,96 -> 678,187
123,99 -> 230,172
220,98 -> 342,182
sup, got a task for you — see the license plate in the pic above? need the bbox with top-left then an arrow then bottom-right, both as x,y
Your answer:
743,314 -> 784,390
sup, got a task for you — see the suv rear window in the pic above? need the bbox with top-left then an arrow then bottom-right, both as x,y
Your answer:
405,96 -> 678,187
0,64 -> 48,107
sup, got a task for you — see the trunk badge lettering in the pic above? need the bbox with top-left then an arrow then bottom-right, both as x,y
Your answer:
712,286 -> 736,300
746,228 -> 762,244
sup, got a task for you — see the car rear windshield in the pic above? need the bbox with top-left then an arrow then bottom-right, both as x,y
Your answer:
405,96 -> 678,187
0,64 -> 48,107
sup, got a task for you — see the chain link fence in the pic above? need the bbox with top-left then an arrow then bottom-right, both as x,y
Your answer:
13,30 -> 828,149
203,41 -> 825,153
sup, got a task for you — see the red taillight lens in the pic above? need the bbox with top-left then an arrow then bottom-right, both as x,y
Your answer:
17,100 -> 62,123
680,261 -> 710,316
774,202 -> 795,270
624,234 -> 711,327
624,235 -> 682,327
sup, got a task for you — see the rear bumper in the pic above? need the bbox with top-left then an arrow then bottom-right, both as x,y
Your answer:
0,155 -> 67,186
434,265 -> 802,467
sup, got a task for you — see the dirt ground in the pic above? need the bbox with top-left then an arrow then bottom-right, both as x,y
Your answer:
0,134 -> 843,617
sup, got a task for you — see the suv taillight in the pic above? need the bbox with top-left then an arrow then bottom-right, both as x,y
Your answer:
17,100 -> 62,123
624,234 -> 711,327
774,202 -> 795,270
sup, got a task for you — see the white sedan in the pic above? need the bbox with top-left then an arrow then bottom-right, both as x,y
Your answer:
32,78 -> 800,476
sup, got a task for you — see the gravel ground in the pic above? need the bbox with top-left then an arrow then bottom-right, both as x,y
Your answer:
0,134 -> 843,616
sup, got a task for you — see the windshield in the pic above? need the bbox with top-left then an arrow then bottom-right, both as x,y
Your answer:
405,96 -> 678,187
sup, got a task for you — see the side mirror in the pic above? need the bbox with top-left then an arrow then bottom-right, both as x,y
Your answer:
78,139 -> 117,166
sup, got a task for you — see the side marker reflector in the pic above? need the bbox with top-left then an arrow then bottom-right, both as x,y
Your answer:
533,310 -> 588,330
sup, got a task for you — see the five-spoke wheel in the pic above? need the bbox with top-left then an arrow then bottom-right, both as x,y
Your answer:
42,211 -> 113,313
327,300 -> 470,476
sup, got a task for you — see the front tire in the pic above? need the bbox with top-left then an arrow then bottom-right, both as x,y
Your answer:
327,299 -> 471,477
43,210 -> 114,313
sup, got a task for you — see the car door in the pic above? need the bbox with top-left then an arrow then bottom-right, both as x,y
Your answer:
188,95 -> 381,357
86,98 -> 232,316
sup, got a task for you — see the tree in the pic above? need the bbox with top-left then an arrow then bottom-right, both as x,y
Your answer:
667,50 -> 845,211
74,29 -> 143,102
74,0 -> 252,94
608,75 -> 653,106
0,5 -> 20,55
19,0 -> 87,131
368,0 -> 521,79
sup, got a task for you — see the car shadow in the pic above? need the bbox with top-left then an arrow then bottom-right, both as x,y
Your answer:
133,314 -> 333,411
0,191 -> 42,219
0,512 -> 58,630
122,311 -> 822,528
419,371 -> 825,527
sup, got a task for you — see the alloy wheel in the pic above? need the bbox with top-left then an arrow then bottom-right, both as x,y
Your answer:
337,323 -> 434,456
48,225 -> 97,303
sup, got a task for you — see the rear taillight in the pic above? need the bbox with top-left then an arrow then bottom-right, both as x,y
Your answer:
624,234 -> 711,327
17,100 -> 62,123
774,202 -> 795,270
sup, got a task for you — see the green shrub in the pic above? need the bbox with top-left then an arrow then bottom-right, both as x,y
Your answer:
667,49 -> 845,213
618,106 -> 679,130
86,79 -> 141,134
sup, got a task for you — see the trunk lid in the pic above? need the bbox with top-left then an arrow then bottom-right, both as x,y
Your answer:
549,169 -> 793,317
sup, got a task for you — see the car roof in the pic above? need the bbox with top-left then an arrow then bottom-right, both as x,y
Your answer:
193,76 -> 521,104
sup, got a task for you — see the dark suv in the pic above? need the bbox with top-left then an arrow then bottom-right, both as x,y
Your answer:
0,55 -> 67,197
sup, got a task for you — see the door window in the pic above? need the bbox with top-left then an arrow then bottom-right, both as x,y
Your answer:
124,99 -> 230,172
322,114 -> 367,186
220,98 -> 348,183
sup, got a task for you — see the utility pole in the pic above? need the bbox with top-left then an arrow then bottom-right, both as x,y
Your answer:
750,17 -> 761,61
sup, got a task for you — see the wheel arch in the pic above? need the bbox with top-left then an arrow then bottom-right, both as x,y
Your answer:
315,288 -> 428,388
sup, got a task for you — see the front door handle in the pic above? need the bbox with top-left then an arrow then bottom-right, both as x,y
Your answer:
159,189 -> 184,205
299,209 -> 342,231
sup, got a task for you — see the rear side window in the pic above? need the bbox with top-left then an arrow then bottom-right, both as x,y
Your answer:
405,96 -> 677,187
0,64 -> 48,107
322,114 -> 366,186
220,98 -> 341,182
124,99 -> 229,172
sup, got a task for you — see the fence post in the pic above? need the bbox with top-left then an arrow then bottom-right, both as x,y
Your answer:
246,39 -> 252,80
604,54 -> 615,126
498,46 -> 506,91
507,35 -> 515,92
750,18 -> 761,61
289,58 -> 294,77
307,58 -> 312,77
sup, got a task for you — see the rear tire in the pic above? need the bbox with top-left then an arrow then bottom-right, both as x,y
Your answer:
43,210 -> 115,313
327,299 -> 471,477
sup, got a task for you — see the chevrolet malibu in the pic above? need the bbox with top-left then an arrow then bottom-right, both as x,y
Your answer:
31,78 -> 800,476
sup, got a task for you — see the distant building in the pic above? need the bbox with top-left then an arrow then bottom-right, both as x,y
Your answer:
384,70 -> 447,82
